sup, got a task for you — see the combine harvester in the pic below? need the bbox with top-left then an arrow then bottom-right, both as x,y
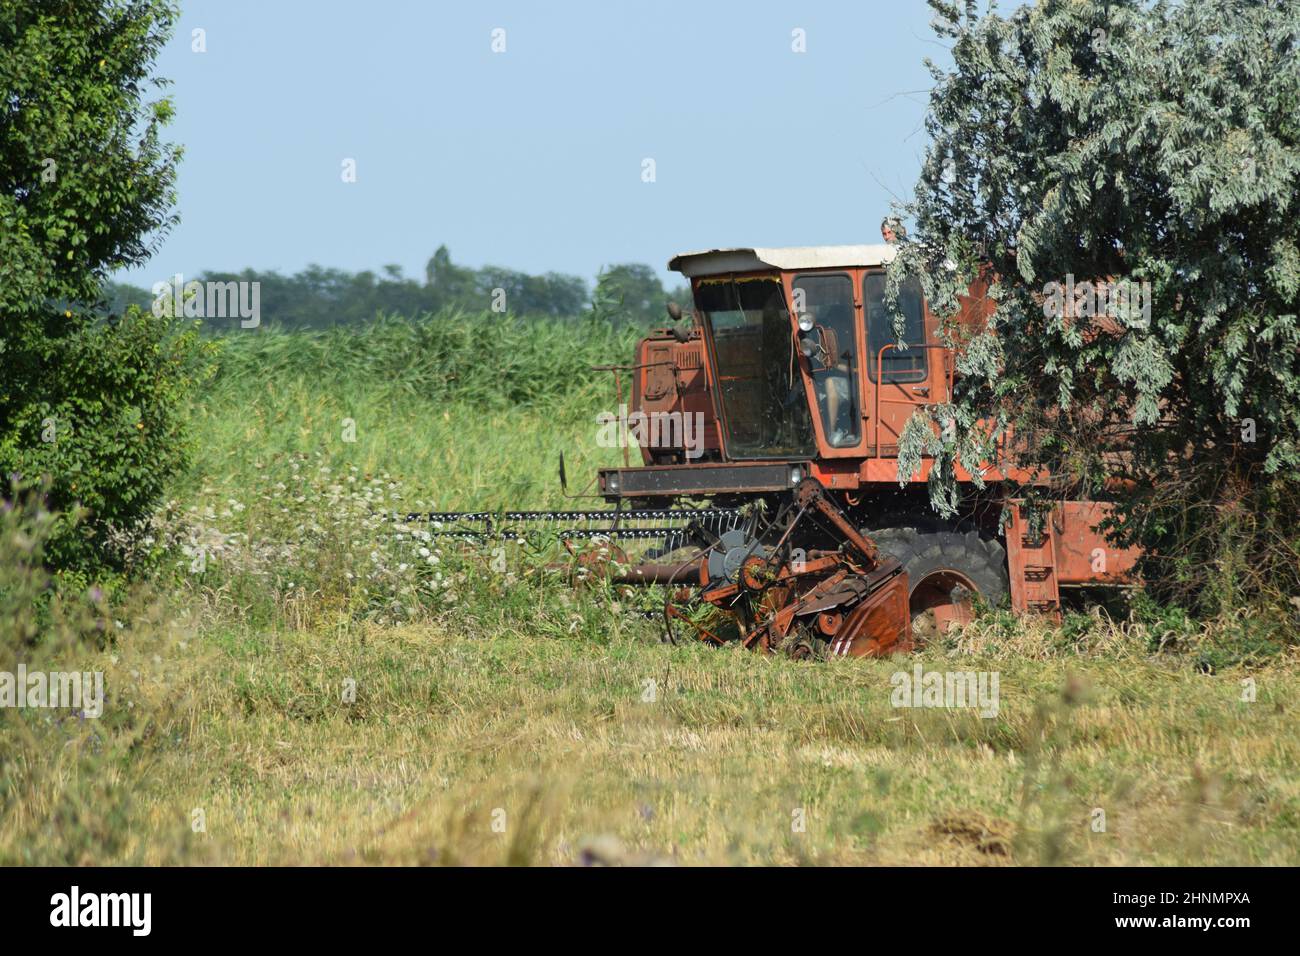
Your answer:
425,241 -> 1138,658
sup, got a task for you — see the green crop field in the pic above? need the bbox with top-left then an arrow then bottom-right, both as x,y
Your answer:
3,312 -> 1297,866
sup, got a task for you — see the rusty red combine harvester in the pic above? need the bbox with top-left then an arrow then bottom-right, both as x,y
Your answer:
427,243 -> 1138,658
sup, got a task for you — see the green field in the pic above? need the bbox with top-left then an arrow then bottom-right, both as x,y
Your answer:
3,313 -> 1297,866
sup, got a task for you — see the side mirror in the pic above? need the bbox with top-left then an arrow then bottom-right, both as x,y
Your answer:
797,312 -> 819,358
667,300 -> 691,341
798,323 -> 836,364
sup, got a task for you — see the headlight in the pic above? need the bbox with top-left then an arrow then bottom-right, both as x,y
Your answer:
797,314 -> 815,333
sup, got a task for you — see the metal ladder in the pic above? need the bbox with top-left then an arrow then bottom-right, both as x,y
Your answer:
1007,502 -> 1061,618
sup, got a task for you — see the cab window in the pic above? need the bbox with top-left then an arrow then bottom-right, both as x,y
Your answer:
696,276 -> 815,458
793,273 -> 860,447
864,273 -> 927,383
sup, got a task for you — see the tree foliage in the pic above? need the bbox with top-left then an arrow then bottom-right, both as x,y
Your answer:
1,0 -> 212,575
893,0 -> 1300,611
107,246 -> 687,330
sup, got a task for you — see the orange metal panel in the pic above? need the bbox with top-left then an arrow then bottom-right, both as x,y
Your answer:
630,332 -> 721,463
1053,501 -> 1141,585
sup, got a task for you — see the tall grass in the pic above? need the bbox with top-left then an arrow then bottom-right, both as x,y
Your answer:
211,309 -> 644,413
0,494 -> 204,864
141,311 -> 649,630
182,310 -> 640,511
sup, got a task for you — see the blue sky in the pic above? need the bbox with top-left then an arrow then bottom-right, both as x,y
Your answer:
120,0 -> 944,289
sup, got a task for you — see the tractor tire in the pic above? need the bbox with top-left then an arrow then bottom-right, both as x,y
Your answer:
863,524 -> 1009,643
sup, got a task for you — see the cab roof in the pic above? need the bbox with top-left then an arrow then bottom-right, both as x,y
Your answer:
667,244 -> 897,278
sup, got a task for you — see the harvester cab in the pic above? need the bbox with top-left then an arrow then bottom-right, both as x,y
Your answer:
619,244 -> 948,473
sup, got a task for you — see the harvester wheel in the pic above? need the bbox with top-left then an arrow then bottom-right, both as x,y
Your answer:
864,525 -> 1008,644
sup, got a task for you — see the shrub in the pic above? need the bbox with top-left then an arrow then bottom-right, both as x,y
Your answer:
0,309 -> 215,574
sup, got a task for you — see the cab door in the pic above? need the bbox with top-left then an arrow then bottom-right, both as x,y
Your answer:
789,271 -> 867,457
861,270 -> 947,456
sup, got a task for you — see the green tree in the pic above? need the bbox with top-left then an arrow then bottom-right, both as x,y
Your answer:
894,0 -> 1300,613
425,244 -> 476,309
1,0 -> 210,575
594,263 -> 670,326
521,272 -> 588,317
